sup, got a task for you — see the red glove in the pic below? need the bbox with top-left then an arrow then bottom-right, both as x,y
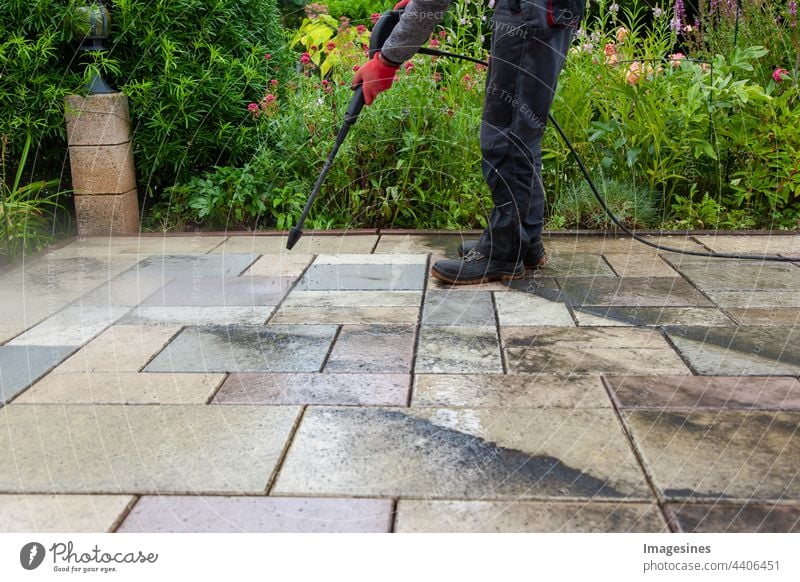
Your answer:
351,52 -> 400,105
393,0 -> 411,8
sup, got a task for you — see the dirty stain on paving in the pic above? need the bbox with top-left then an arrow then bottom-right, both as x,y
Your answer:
1,233 -> 798,532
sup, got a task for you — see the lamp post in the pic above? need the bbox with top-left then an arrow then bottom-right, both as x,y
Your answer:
75,1 -> 114,94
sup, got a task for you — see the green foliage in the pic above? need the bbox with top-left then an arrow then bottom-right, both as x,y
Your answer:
324,0 -> 386,22
0,133 -> 67,260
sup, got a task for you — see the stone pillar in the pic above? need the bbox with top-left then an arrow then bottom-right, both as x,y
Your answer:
65,93 -> 139,236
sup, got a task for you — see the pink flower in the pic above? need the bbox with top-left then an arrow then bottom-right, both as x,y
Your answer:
352,64 -> 360,71
326,41 -> 336,51
370,13 -> 381,25
356,24 -> 367,34
433,72 -> 442,82
404,61 -> 414,72
670,53 -> 685,68
269,79 -> 278,87
247,102 -> 259,112
626,61 -> 642,85
430,38 -> 440,47
616,27 -> 628,43
438,30 -> 447,38
604,43 -> 618,65
264,53 -> 272,60
300,52 -> 311,64
773,68 -> 790,82
321,79 -> 329,86
264,94 -> 276,103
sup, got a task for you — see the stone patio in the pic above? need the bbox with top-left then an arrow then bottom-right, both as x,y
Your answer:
0,232 -> 798,533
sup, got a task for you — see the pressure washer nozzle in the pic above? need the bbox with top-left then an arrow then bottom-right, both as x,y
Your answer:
286,227 -> 303,250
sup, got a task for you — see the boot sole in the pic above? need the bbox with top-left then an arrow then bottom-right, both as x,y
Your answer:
430,268 -> 525,285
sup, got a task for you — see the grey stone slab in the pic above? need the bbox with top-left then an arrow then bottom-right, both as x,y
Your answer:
558,277 -> 713,307
374,234 -> 469,255
7,305 -> 129,346
507,347 -> 690,375
0,494 -> 134,533
117,496 -> 393,533
665,503 -> 800,533
270,306 -> 419,325
314,253 -> 427,265
602,253 -> 678,277
144,325 -> 338,373
503,274 -> 564,301
242,254 -> 313,278
79,276 -> 169,307
670,258 -> 800,291
502,327 -> 670,350
50,236 -> 227,256
214,234 -> 378,255
415,327 -> 503,373
693,234 -> 800,256
395,500 -> 667,532
624,410 -> 800,502
140,277 -> 294,307
665,326 -> 800,375
543,235 -> 704,255
494,292 -> 575,326
298,263 -> 426,290
0,404 -> 300,494
422,291 -> 495,326
272,407 -> 652,500
726,308 -> 800,327
0,346 -> 76,404
214,373 -> 410,406
573,306 -> 734,327
705,290 -> 800,308
282,290 -> 422,308
325,325 -> 416,373
412,374 -> 611,408
120,254 -> 257,278
121,306 -> 274,326
538,253 -> 616,277
606,376 -> 800,411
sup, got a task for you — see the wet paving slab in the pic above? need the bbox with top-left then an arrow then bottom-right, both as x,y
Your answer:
665,326 -> 800,375
242,254 -> 313,278
271,306 -> 419,325
0,404 -> 301,494
46,236 -> 227,256
558,277 -> 713,307
298,263 -> 426,291
7,305 -> 130,346
395,500 -> 667,532
373,234 -> 469,255
601,253 -> 678,277
542,235 -> 706,255
538,254 -> 616,277
493,292 -> 574,326
16,372 -> 225,404
624,410 -> 800,502
725,308 -> 800,327
0,494 -> 134,533
667,258 -> 800,291
52,324 -> 181,373
281,290 -> 422,308
324,325 -> 416,373
140,276 -> 294,307
606,376 -> 800,411
0,346 -> 76,405
693,235 -> 800,256
703,290 -> 800,308
412,374 -> 611,408
664,503 -> 800,533
572,306 -> 734,327
144,325 -> 338,372
118,496 -> 393,533
213,234 -> 378,255
415,327 -> 503,373
214,373 -> 410,406
120,254 -> 258,278
503,327 -> 689,375
422,291 -> 496,327
272,407 -> 652,500
121,306 -> 274,326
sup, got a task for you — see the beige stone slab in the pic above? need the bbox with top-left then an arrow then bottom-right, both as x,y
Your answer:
8,305 -> 129,346
75,190 -> 139,236
65,93 -> 132,146
573,307 -> 735,327
726,308 -> 800,327
213,234 -> 378,255
395,500 -> 668,532
494,292 -> 575,326
705,290 -> 800,308
273,407 -> 652,499
603,253 -> 678,277
17,372 -> 224,404
694,234 -> 800,256
0,405 -> 301,493
0,494 -> 134,533
79,276 -> 168,307
625,410 -> 800,502
270,306 -> 419,324
374,234 -> 469,255
69,142 -> 137,195
49,236 -> 227,256
543,235 -> 705,255
241,254 -> 313,278
282,290 -> 422,308
122,306 -> 274,326
313,253 -> 428,265
412,374 -> 611,408
49,324 -> 179,372
502,327 -> 670,350
506,347 -> 691,375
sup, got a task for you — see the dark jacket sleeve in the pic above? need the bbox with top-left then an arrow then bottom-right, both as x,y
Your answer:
379,0 -> 454,64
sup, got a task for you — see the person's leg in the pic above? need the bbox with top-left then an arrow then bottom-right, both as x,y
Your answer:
478,0 -> 577,259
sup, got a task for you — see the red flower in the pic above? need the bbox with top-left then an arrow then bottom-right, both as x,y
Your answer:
247,102 -> 259,112
371,13 -> 381,25
352,64 -> 360,71
321,79 -> 329,86
404,61 -> 414,72
300,52 -> 311,64
430,38 -> 440,47
326,41 -> 336,51
269,79 -> 278,87
356,24 -> 367,34
773,67 -> 789,82
264,53 -> 272,60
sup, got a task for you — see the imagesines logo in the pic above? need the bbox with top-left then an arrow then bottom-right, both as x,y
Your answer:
20,542 -> 46,570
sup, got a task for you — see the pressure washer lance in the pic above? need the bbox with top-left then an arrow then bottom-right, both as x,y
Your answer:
288,9 -> 799,262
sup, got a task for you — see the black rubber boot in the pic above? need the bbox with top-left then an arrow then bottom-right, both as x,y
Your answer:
458,238 -> 548,269
431,248 -> 524,285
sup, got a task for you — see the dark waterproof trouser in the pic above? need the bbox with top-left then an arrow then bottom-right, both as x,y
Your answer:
476,0 -> 582,263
